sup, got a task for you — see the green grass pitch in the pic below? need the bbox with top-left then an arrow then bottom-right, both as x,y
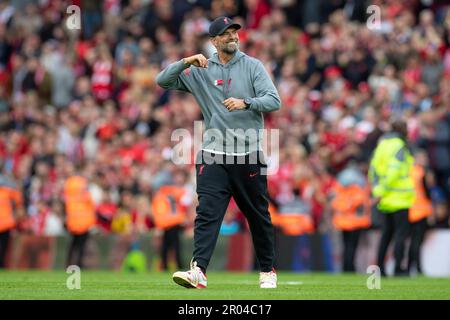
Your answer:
0,271 -> 449,300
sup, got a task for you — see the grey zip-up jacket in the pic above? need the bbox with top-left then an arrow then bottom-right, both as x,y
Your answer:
156,50 -> 281,154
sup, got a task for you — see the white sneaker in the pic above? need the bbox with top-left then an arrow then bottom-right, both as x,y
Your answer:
259,269 -> 277,288
173,260 -> 207,289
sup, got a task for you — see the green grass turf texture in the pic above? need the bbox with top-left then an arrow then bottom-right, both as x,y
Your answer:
0,271 -> 449,300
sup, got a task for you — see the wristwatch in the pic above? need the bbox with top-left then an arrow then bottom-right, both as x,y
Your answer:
244,98 -> 252,109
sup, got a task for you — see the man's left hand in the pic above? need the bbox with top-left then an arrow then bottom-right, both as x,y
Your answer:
223,98 -> 246,111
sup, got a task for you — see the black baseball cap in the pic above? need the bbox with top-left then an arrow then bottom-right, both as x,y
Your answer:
209,16 -> 241,37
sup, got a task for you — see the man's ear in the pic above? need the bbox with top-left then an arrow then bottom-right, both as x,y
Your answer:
210,36 -> 216,47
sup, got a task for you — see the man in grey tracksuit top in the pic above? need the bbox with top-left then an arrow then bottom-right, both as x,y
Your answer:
156,16 -> 281,289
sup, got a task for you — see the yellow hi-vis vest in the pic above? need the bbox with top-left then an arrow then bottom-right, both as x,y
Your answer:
368,134 -> 415,213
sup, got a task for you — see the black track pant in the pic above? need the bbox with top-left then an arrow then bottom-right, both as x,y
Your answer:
67,231 -> 89,268
161,225 -> 183,270
193,151 -> 274,272
0,230 -> 11,268
377,209 -> 410,274
342,230 -> 361,272
408,217 -> 427,273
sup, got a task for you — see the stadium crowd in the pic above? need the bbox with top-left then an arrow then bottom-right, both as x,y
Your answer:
0,0 -> 449,271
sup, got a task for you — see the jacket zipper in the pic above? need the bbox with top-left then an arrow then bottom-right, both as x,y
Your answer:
224,67 -> 231,99
221,67 -> 226,99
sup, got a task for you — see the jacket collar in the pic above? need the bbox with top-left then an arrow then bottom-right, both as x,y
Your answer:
209,50 -> 245,66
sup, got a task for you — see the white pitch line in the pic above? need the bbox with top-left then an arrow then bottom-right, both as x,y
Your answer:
279,281 -> 303,285
234,280 -> 304,285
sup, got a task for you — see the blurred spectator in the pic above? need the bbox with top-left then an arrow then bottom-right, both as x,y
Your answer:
270,188 -> 314,237
81,0 -> 103,40
331,162 -> 371,272
151,169 -> 191,271
121,240 -> 147,273
417,107 -> 450,209
64,173 -> 96,268
0,170 -> 24,268
408,149 -> 434,275
369,120 -> 415,276
96,189 -> 117,233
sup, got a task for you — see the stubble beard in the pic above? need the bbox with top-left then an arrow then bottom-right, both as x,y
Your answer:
222,41 -> 239,54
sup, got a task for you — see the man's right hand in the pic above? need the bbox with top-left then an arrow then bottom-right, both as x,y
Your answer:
183,54 -> 208,68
